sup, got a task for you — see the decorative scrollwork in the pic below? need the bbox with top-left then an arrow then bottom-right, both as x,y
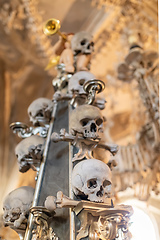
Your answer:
10,122 -> 48,138
30,206 -> 58,240
83,79 -> 105,105
52,64 -> 72,91
74,202 -> 133,240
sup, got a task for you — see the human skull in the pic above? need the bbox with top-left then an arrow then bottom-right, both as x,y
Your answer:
28,98 -> 53,126
72,159 -> 112,202
69,104 -> 104,139
71,31 -> 94,55
68,71 -> 95,96
15,135 -> 45,173
3,186 -> 34,228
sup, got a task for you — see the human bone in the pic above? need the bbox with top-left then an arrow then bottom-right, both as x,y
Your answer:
28,97 -> 53,126
15,135 -> 45,173
69,104 -> 104,139
3,186 -> 34,228
72,159 -> 112,202
68,71 -> 95,95
71,31 -> 94,55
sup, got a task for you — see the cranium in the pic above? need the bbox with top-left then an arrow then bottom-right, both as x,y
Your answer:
15,135 -> 45,173
68,70 -> 95,98
71,31 -> 94,55
28,98 -> 53,126
69,104 -> 104,139
3,186 -> 34,228
72,159 -> 112,202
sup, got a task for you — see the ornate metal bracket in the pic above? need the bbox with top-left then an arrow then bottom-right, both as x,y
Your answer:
74,202 -> 133,240
51,129 -> 118,161
83,79 -> 105,105
52,63 -> 73,91
52,78 -> 106,109
10,122 -> 48,138
30,206 -> 58,240
45,192 -> 132,240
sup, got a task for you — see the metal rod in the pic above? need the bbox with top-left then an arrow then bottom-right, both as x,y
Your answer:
69,105 -> 75,240
24,101 -> 58,240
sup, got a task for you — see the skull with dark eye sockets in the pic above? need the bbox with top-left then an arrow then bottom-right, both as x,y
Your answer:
72,159 -> 112,202
3,186 -> 34,228
69,104 -> 104,140
71,31 -> 94,55
68,71 -> 96,107
28,98 -> 53,126
15,135 -> 45,173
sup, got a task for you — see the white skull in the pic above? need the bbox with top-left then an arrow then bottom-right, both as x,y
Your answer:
71,31 -> 94,55
69,105 -> 104,139
68,71 -> 95,95
15,135 -> 45,173
3,186 -> 34,228
28,98 -> 53,126
72,159 -> 112,202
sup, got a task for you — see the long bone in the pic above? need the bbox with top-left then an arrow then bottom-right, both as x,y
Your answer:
51,129 -> 118,161
45,191 -> 113,211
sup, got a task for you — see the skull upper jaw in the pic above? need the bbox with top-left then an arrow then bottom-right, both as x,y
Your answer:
19,160 -> 31,173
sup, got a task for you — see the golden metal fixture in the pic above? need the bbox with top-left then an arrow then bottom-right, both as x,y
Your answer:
43,18 -> 67,40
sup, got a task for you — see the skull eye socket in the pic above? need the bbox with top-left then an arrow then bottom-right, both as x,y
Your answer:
20,159 -> 25,163
80,39 -> 87,45
80,118 -> 90,126
90,42 -> 94,47
79,79 -> 85,86
103,180 -> 111,187
96,118 -> 103,126
87,178 -> 97,189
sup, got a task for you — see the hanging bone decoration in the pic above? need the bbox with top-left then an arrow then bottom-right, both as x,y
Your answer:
72,159 -> 112,202
0,0 -> 27,33
115,43 -> 160,201
117,44 -> 159,148
15,135 -> 45,173
3,186 -> 34,228
111,122 -> 160,200
28,97 -> 54,127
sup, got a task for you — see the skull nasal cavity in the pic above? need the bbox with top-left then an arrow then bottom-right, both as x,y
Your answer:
96,186 -> 104,197
90,123 -> 97,132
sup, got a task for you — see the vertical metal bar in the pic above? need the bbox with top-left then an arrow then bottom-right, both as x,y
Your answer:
69,105 -> 75,240
24,101 -> 57,240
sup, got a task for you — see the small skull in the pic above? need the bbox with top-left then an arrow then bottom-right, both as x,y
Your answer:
15,135 -> 45,173
69,104 -> 104,139
71,31 -> 94,55
69,70 -> 95,95
72,159 -> 112,202
28,98 -> 53,126
3,186 -> 34,228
